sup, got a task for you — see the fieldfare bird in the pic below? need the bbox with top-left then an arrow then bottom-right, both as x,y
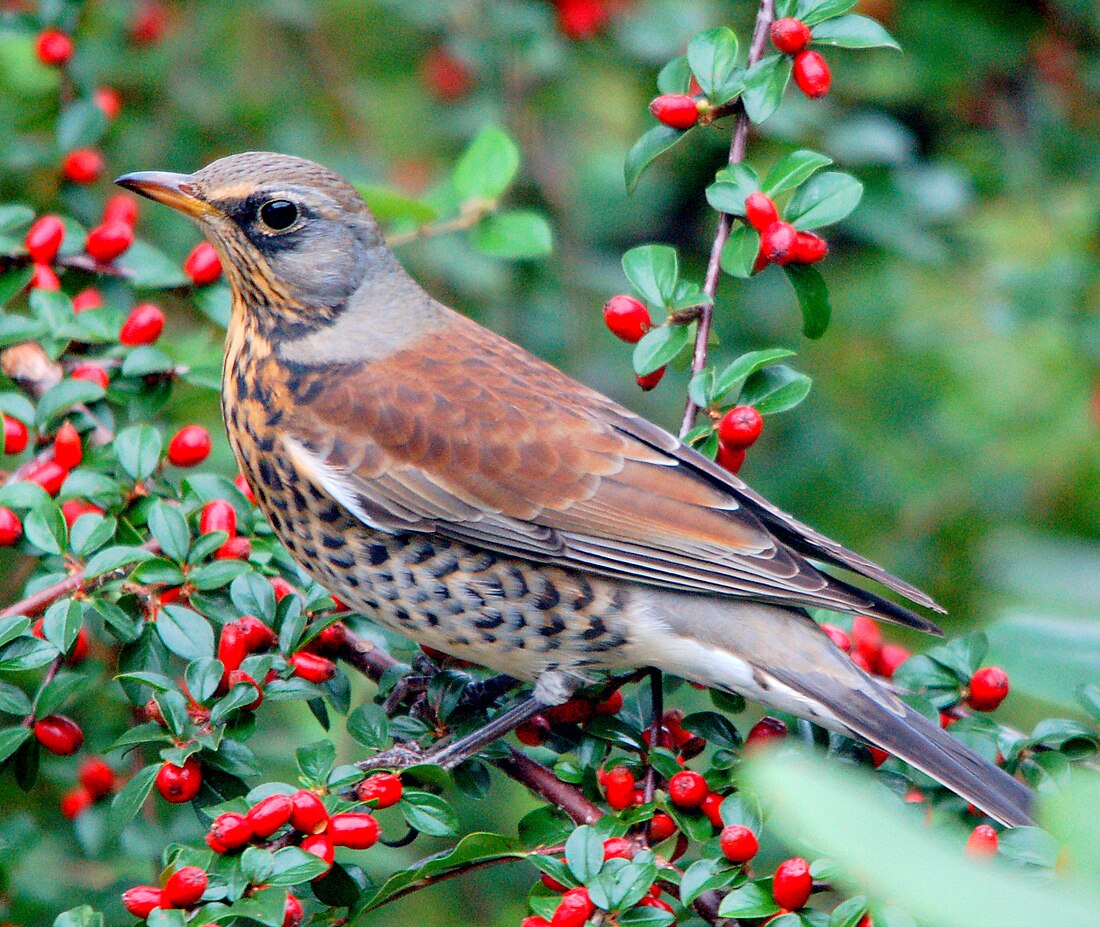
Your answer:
118,152 -> 1032,826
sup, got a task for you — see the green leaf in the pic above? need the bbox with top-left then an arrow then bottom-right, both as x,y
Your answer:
0,680 -> 32,716
33,671 -> 84,717
0,727 -> 32,764
347,702 -> 388,748
57,100 -> 108,151
680,858 -> 727,907
622,244 -> 679,306
453,125 -> 520,202
565,825 -> 604,883
156,605 -> 215,661
230,572 -> 276,621
719,225 -> 761,278
687,27 -> 741,103
400,790 -> 460,837
114,425 -> 163,482
24,503 -> 67,555
70,513 -> 116,557
783,264 -> 832,338
0,637 -> 59,672
624,126 -> 690,194
35,380 -> 105,429
121,346 -> 175,378
148,500 -> 190,562
705,164 -> 761,215
41,599 -> 81,655
740,364 -> 813,414
85,545 -> 154,578
186,658 -> 223,703
1042,770 -> 1100,880
0,268 -> 35,308
786,171 -> 864,230
114,239 -> 189,289
763,150 -> 835,197
53,905 -> 104,927
189,560 -> 249,591
470,211 -> 553,258
741,749 -> 1100,927
829,896 -> 870,927
810,15 -> 900,50
241,847 -> 278,886
719,880 -> 780,918
800,0 -> 859,26
267,846 -> 331,885
357,185 -> 439,225
997,826 -> 1061,869
714,348 -> 798,401
632,323 -> 693,376
296,739 -> 336,784
619,908 -> 675,927
742,54 -> 792,124
657,56 -> 692,94
110,763 -> 159,830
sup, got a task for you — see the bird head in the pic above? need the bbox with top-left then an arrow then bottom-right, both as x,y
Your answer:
117,152 -> 388,335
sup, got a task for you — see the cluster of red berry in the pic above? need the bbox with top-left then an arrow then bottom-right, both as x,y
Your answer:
744,191 -> 827,271
516,689 -> 623,746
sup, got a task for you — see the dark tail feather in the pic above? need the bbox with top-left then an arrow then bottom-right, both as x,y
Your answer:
773,668 -> 1033,827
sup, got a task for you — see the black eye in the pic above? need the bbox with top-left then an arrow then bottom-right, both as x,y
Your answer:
259,199 -> 298,231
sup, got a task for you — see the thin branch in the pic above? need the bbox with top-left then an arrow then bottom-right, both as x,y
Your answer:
385,203 -> 492,248
679,0 -> 776,438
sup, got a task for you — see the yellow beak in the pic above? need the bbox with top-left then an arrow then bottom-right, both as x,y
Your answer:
114,170 -> 215,219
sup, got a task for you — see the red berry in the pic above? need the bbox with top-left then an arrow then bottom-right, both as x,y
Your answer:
119,302 -> 164,345
184,242 -> 222,286
25,459 -> 68,495
167,425 -> 211,467
122,886 -> 164,918
289,789 -> 329,833
761,221 -> 798,265
791,231 -> 828,264
61,787 -> 93,819
94,87 -> 122,121
0,507 -> 22,546
595,690 -> 623,715
218,624 -> 249,675
602,837 -> 634,860
793,50 -> 831,98
602,294 -> 651,343
70,364 -> 110,391
130,0 -> 167,44
555,0 -> 609,40
328,811 -> 380,849
770,18 -> 812,55
357,772 -> 403,809
648,93 -> 700,130
821,623 -> 852,652
247,793 -> 294,837
156,758 -> 201,803
701,791 -> 725,827
523,918 -> 552,927
53,421 -> 82,469
215,536 -> 252,560
62,148 -> 104,185
290,651 -> 336,684
314,621 -> 347,653
269,576 -> 295,601
236,615 -> 276,651
31,263 -> 60,291
227,670 -> 263,711
541,869 -> 568,893
967,667 -> 1009,712
668,769 -> 708,807
3,416 -> 28,454
78,756 -> 115,798
283,894 -> 303,927
869,746 -> 890,768
717,405 -> 764,451
199,499 -> 237,537
604,766 -> 635,810
636,366 -> 665,391
103,194 -> 138,226
772,857 -> 812,909
36,29 -> 74,65
716,443 -> 746,474
551,887 -> 593,927
62,497 -> 103,527
639,896 -> 675,914
68,625 -> 89,665
720,824 -> 759,863
163,866 -> 208,907
850,616 -> 882,668
648,812 -> 676,842
301,832 -> 335,872
235,473 -> 257,503
25,215 -> 65,263
877,643 -> 911,678
746,716 -> 788,750
517,715 -> 551,746
422,46 -> 472,102
544,699 -> 595,725
966,823 -> 998,857
34,715 -> 84,755
206,811 -> 253,853
744,192 -> 779,232
72,288 -> 104,313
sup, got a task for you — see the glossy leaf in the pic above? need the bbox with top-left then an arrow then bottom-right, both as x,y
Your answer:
625,125 -> 690,194
799,0 -> 859,26
453,126 -> 520,201
470,211 -> 553,258
622,244 -> 679,306
783,264 -> 832,338
810,15 -> 900,50
632,323 -> 693,376
714,348 -> 798,401
742,54 -> 792,124
785,172 -> 864,230
763,149 -> 834,197
719,224 -> 761,278
705,164 -> 761,215
687,27 -> 742,103
656,56 -> 692,94
740,364 -> 813,414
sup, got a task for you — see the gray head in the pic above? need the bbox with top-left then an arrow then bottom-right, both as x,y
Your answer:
118,152 -> 397,335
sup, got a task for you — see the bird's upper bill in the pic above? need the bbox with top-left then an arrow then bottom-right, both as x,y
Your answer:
115,170 -> 216,219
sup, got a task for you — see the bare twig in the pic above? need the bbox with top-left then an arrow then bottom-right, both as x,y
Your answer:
679,0 -> 777,437
385,203 -> 493,248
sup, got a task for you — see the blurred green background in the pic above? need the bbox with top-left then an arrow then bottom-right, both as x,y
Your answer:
1,0 -> 1098,923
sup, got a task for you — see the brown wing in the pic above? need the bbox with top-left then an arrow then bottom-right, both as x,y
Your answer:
283,312 -> 942,631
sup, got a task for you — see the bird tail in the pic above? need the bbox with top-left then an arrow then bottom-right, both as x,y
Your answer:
641,592 -> 1033,827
